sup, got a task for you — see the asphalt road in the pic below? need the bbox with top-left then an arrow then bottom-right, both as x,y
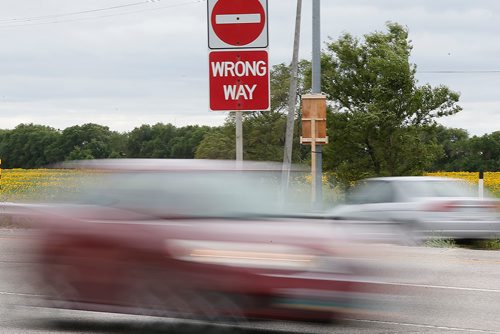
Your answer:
1,230 -> 500,334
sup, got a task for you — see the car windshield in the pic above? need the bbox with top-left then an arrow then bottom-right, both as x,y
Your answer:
345,181 -> 394,204
398,180 -> 476,198
46,170 -> 311,218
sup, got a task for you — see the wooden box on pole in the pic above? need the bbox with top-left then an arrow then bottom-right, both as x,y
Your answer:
300,94 -> 328,145
300,94 -> 328,205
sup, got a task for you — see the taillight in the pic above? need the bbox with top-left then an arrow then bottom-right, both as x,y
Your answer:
425,202 -> 456,212
425,201 -> 499,212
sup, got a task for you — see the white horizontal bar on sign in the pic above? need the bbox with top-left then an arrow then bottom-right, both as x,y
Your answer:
216,14 -> 261,25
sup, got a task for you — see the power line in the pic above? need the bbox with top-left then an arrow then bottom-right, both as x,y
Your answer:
0,0 -> 205,28
0,1 -> 154,23
419,70 -> 500,74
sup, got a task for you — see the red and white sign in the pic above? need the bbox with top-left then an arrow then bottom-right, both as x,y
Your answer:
209,50 -> 269,111
208,0 -> 268,49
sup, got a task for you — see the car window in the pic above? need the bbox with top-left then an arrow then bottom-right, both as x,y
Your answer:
49,170 -> 311,218
399,180 -> 476,198
346,181 -> 395,204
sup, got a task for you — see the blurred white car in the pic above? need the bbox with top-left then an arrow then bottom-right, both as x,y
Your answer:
325,176 -> 500,241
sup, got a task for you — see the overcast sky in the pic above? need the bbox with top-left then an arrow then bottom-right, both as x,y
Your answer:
0,0 -> 499,136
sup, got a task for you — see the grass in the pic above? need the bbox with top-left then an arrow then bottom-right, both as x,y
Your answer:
455,239 -> 500,250
425,238 -> 500,250
425,237 -> 457,248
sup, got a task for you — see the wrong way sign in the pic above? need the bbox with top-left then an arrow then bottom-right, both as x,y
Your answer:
208,0 -> 268,49
209,50 -> 270,111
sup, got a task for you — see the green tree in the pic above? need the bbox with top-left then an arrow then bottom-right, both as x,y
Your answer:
0,124 -> 60,168
465,132 -> 500,171
243,111 -> 287,161
108,132 -> 128,158
169,125 -> 211,159
53,123 -> 116,161
320,22 -> 462,183
126,123 -> 209,159
195,124 -> 235,159
126,124 -> 154,158
126,123 -> 176,158
66,147 -> 94,160
428,125 -> 470,171
0,129 -> 8,162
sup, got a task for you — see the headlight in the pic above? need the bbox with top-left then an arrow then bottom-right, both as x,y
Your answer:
166,240 -> 318,271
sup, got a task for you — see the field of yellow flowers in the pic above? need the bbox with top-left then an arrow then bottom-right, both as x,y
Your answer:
0,168 -> 86,202
0,169 -> 499,201
425,172 -> 500,197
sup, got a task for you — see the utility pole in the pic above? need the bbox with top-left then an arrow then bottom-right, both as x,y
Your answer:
312,0 -> 322,209
282,0 -> 303,194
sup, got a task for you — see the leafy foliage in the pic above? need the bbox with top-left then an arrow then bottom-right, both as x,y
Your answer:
58,123 -> 118,160
429,127 -> 500,172
0,122 -> 211,167
319,22 -> 462,184
195,124 -> 235,160
126,123 -> 211,159
0,124 -> 60,168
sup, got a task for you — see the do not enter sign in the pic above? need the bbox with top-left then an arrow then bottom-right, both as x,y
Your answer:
208,0 -> 268,49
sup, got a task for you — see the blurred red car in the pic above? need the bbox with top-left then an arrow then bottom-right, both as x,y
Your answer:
15,160 -> 373,323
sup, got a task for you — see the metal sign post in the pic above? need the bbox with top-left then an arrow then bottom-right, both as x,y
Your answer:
236,111 -> 243,161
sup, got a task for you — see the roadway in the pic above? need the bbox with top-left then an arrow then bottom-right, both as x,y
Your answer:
1,229 -> 499,334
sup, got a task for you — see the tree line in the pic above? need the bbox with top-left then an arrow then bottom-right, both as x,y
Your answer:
0,23 -> 498,185
0,120 -> 497,171
0,123 -> 212,168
